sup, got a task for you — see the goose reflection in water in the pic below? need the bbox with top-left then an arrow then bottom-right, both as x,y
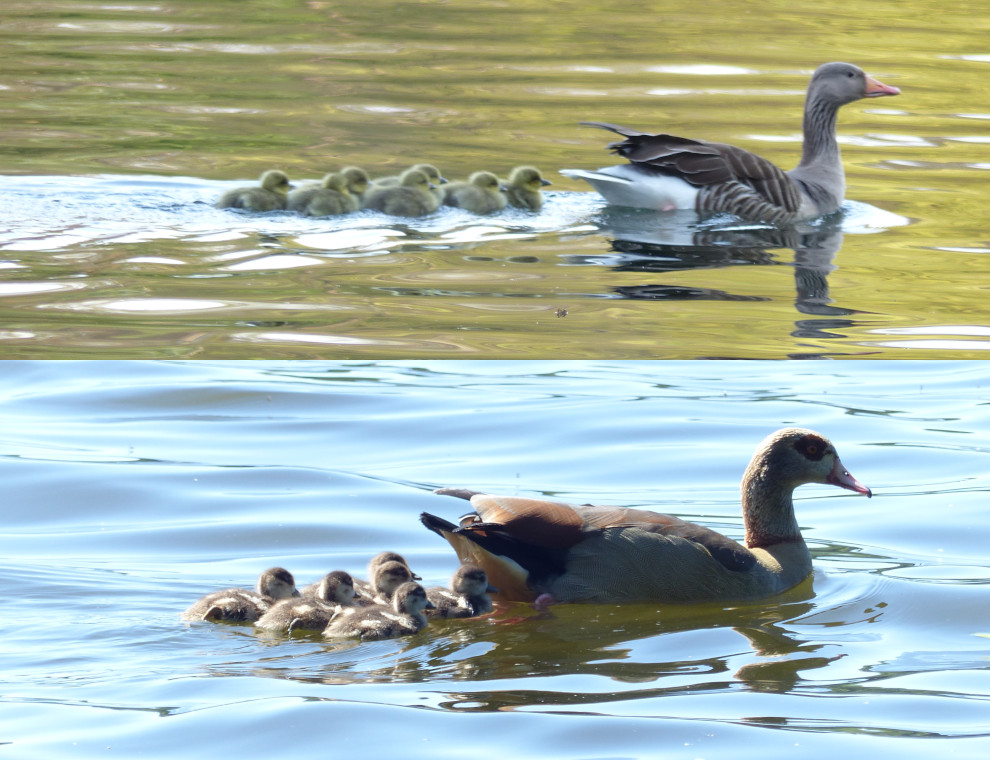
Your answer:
580,206 -> 859,346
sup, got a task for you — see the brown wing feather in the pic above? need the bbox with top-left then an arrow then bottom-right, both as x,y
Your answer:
582,122 -> 801,215
469,495 -> 585,550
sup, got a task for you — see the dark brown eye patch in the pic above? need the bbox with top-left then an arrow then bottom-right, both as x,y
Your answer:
794,434 -> 827,461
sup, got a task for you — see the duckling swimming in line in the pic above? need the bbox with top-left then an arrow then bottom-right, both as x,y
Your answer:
352,551 -> 421,599
216,170 -> 292,212
442,171 -> 508,215
339,166 -> 372,204
373,164 -> 447,203
426,564 -> 497,619
503,166 -> 551,211
181,567 -> 300,623
363,168 -> 440,217
287,172 -> 358,217
256,570 -> 359,632
324,581 -> 434,640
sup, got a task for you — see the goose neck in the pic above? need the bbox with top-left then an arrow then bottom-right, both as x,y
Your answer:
742,469 -> 802,549
798,94 -> 841,169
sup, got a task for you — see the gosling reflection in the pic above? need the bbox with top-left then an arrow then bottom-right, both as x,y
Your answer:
589,208 -> 860,342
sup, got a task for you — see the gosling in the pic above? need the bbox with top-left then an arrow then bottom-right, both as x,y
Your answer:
363,168 -> 440,217
442,171 -> 507,215
425,564 -> 497,619
324,581 -> 434,640
181,567 -> 300,623
255,570 -> 359,632
216,170 -> 292,212
373,164 -> 447,202
503,165 -> 551,211
287,172 -> 359,217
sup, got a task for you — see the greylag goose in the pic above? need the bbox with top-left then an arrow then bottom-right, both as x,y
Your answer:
425,564 -> 498,618
216,170 -> 293,212
362,168 -> 440,217
503,166 -> 552,211
255,570 -> 359,632
287,172 -> 358,217
421,428 -> 871,605
339,166 -> 372,203
442,171 -> 508,214
181,567 -> 300,622
324,581 -> 434,640
560,62 -> 899,224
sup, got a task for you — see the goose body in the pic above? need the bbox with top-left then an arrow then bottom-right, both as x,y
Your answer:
425,564 -> 497,619
287,172 -> 358,217
181,567 -> 300,622
216,170 -> 293,212
442,171 -> 508,215
421,428 -> 871,605
561,62 -> 899,224
503,166 -> 552,211
363,168 -> 440,217
256,570 -> 359,632
324,582 -> 434,640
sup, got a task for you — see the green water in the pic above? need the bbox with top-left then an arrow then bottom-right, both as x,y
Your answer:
0,0 -> 988,358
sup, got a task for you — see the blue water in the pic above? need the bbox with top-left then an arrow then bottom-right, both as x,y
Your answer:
1,361 -> 989,757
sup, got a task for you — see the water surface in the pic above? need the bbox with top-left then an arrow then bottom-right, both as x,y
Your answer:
1,0 -> 988,357
1,361 -> 989,757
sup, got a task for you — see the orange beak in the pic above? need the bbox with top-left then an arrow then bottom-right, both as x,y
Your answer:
864,74 -> 900,97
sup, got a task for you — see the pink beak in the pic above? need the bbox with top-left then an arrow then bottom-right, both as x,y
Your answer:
827,457 -> 872,497
864,74 -> 900,98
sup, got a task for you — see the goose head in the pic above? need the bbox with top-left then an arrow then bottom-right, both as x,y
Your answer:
316,570 -> 358,604
259,170 -> 292,195
468,171 -> 503,193
741,427 -> 871,548
410,163 -> 447,186
450,564 -> 497,598
367,551 -> 421,581
340,166 -> 370,196
372,560 -> 414,598
810,62 -> 900,107
320,172 -> 351,194
399,168 -> 436,192
391,581 -> 434,615
508,165 -> 552,191
256,566 -> 300,599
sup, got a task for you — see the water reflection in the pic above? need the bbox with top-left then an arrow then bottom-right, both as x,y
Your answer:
582,206 -> 867,348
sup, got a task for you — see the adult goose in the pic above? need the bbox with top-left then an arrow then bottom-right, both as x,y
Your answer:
560,62 -> 899,224
420,428 -> 871,605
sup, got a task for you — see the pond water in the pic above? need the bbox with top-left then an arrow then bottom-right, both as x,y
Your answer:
1,0 -> 989,358
2,360 -> 989,757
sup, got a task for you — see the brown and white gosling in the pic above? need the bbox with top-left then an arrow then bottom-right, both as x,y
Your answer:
216,170 -> 292,212
323,581 -> 434,640
425,564 -> 497,619
181,567 -> 300,623
255,570 -> 360,632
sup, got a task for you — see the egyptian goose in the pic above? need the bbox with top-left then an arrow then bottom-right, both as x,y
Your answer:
420,428 -> 871,605
425,564 -> 497,618
323,581 -> 435,640
560,62 -> 899,224
255,570 -> 359,632
442,171 -> 508,214
216,170 -> 293,212
362,168 -> 440,217
503,166 -> 552,211
181,567 -> 300,623
351,551 -> 421,600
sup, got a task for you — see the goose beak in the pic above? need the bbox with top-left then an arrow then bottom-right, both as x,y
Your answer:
486,584 -> 499,593
827,457 -> 872,497
864,75 -> 900,97
540,178 -> 553,186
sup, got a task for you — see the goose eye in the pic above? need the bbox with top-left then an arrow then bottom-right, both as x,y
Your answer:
806,443 -> 818,455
